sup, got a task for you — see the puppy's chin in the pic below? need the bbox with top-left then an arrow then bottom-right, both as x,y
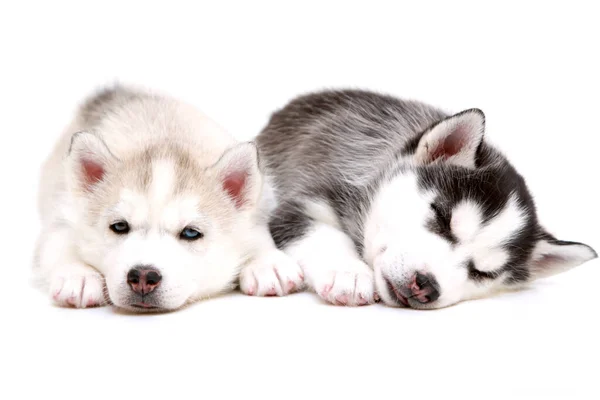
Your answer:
105,286 -> 189,313
110,297 -> 189,313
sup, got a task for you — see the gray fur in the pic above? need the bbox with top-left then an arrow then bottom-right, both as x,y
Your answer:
78,84 -> 145,127
257,89 -> 451,252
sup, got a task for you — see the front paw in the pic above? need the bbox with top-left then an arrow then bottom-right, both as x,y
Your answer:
310,259 -> 375,306
49,263 -> 107,308
239,249 -> 304,296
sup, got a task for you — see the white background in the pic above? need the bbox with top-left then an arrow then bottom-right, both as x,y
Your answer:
1,1 -> 598,399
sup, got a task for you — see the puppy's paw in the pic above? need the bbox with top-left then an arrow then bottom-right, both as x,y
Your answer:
49,263 -> 107,308
240,249 -> 304,296
309,259 -> 375,306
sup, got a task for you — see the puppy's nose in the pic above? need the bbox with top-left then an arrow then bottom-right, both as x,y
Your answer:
408,272 -> 440,303
127,266 -> 162,295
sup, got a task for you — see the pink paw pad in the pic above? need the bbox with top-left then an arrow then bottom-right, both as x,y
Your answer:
286,281 -> 296,292
86,298 -> 98,307
265,287 -> 277,296
320,284 -> 332,298
335,294 -> 349,305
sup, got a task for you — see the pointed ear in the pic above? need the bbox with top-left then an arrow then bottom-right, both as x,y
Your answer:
210,142 -> 262,209
529,238 -> 597,280
412,108 -> 485,168
67,131 -> 116,191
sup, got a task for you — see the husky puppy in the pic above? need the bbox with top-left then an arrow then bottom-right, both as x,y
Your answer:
34,84 -> 303,311
256,89 -> 597,309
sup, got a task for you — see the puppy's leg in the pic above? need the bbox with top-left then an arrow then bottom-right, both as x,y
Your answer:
239,225 -> 305,296
285,222 -> 375,306
35,225 -> 107,308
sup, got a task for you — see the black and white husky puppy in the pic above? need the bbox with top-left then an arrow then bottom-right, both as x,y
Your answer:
254,89 -> 597,309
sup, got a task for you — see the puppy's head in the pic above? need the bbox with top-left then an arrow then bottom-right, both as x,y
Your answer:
67,133 -> 262,311
367,109 -> 597,309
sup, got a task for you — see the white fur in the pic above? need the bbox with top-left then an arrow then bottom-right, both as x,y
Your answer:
284,202 -> 375,306
34,85 -> 302,311
451,201 -> 482,243
365,173 -> 528,309
474,196 -> 526,250
150,160 -> 176,212
238,225 -> 304,296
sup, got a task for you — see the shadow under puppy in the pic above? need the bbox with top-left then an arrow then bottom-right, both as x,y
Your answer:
34,84 -> 303,312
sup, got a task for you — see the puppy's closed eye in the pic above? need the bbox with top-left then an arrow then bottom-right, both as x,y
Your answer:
428,203 -> 456,243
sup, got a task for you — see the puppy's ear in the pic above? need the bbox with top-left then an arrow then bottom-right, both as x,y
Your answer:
529,236 -> 596,280
67,131 -> 116,192
411,109 -> 485,168
209,142 -> 262,210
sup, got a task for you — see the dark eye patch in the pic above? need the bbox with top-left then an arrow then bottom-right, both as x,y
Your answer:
467,261 -> 502,282
427,203 -> 457,244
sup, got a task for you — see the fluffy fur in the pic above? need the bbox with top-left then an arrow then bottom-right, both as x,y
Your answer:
256,89 -> 597,309
34,84 -> 303,312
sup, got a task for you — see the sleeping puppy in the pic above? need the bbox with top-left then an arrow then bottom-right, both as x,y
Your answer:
252,89 -> 597,309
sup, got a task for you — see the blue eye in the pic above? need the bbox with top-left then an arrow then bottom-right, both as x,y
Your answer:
180,227 -> 203,241
110,221 -> 130,234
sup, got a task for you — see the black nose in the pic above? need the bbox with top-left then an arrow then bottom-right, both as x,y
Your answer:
410,272 -> 440,303
127,266 -> 162,295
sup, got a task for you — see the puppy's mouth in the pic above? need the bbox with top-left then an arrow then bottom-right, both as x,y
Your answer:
385,278 -> 409,307
130,302 -> 160,310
